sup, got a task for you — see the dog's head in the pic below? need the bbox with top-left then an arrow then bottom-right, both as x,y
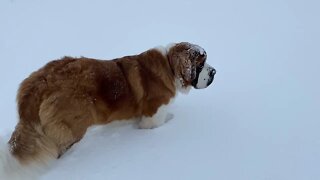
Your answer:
167,42 -> 216,91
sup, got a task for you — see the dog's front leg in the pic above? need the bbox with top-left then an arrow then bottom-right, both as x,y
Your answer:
139,104 -> 174,129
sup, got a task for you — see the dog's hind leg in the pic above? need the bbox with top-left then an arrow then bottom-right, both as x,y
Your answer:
39,94 -> 93,158
41,121 -> 81,158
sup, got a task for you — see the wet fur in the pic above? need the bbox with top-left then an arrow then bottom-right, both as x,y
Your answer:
9,50 -> 176,164
0,42 -> 214,179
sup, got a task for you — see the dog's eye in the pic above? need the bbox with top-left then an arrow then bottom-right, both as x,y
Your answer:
199,60 -> 205,67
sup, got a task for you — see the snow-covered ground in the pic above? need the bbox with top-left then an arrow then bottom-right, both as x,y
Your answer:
1,0 -> 320,179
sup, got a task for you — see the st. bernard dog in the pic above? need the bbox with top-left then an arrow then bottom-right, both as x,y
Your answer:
0,42 -> 216,179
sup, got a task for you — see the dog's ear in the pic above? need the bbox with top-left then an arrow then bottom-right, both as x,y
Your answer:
167,42 -> 197,87
179,52 -> 196,84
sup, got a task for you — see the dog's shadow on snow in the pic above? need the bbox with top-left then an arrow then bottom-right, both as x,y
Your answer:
62,120 -> 138,157
54,116 -> 174,166
41,110 -> 180,178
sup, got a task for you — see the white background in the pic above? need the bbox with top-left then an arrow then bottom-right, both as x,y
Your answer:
0,0 -> 319,179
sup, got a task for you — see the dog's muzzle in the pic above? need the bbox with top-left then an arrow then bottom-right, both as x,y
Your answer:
207,67 -> 216,86
193,63 -> 216,89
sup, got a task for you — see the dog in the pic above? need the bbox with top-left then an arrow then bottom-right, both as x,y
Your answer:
0,42 -> 216,179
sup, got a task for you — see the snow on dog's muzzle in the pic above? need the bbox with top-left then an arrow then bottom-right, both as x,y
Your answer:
193,63 -> 216,89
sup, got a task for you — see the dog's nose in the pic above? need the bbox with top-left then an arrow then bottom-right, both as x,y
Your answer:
209,68 -> 216,76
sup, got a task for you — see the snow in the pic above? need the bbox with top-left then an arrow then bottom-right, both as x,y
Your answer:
1,0 -> 320,180
189,44 -> 206,56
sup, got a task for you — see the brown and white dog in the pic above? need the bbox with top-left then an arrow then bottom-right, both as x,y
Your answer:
0,42 -> 216,179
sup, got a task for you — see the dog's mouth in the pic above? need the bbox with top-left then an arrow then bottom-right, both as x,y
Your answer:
192,63 -> 216,89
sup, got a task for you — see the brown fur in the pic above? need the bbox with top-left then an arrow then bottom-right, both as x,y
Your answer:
7,42 -> 209,166
9,49 -> 176,164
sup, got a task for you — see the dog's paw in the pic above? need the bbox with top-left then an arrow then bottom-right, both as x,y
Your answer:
138,118 -> 159,129
139,113 -> 174,129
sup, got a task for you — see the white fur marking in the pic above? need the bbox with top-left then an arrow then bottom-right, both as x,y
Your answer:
154,43 -> 177,58
196,63 -> 212,89
154,46 -> 167,57
166,43 -> 176,53
139,99 -> 175,129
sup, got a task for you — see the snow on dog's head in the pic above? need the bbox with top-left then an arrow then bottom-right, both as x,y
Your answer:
166,42 -> 216,91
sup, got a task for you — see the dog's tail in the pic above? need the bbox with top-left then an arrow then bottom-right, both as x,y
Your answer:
0,138 -> 20,179
0,133 -> 56,180
0,138 -> 38,180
